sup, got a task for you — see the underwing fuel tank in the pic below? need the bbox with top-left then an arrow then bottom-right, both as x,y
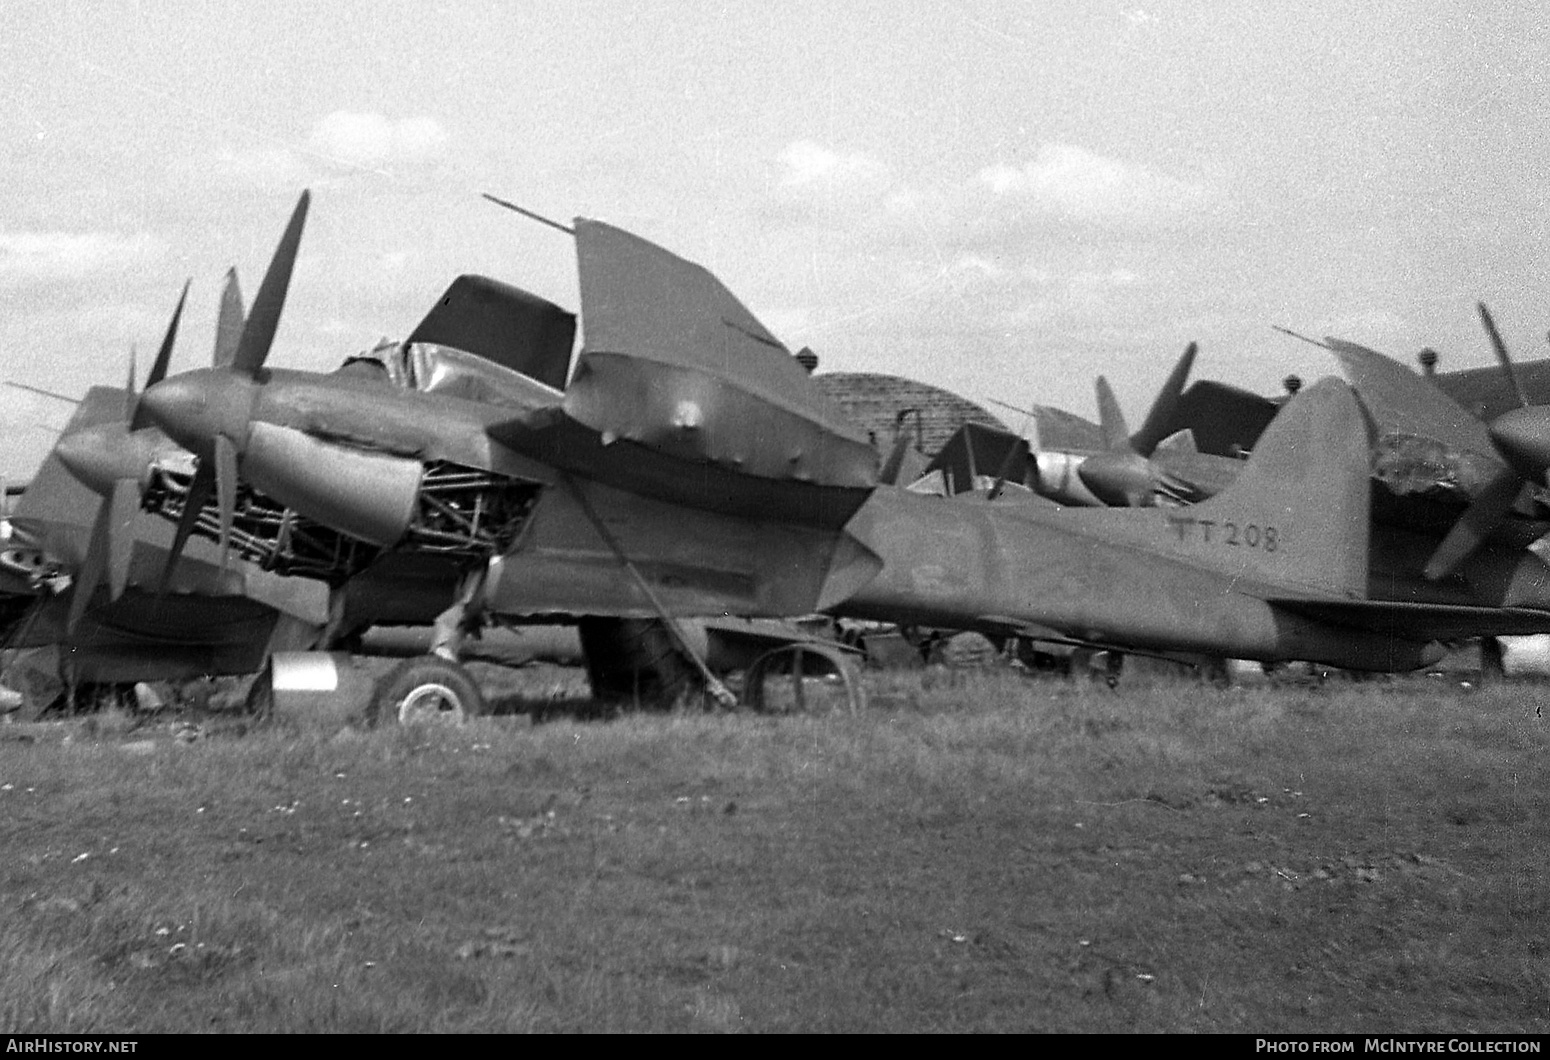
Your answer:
242,421 -> 422,548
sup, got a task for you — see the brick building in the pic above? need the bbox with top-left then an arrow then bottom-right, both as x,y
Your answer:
811,372 -> 1009,456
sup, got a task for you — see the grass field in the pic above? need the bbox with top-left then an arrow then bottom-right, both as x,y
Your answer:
1,669 -> 1546,1033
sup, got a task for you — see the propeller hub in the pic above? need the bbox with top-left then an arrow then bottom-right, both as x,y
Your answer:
140,369 -> 258,459
55,425 -> 157,496
1488,406 -> 1550,484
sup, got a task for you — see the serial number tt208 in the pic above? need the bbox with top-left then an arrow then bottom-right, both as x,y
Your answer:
1166,515 -> 1279,552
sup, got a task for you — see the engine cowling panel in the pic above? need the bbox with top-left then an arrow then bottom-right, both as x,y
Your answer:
244,422 -> 422,548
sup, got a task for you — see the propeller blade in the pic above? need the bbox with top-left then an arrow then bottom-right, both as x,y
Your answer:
144,280 -> 189,392
214,433 -> 238,568
231,191 -> 310,376
67,501 -> 111,632
1478,303 -> 1528,410
122,346 -> 137,422
1094,376 -> 1132,453
1423,469 -> 1527,581
1129,341 -> 1198,456
105,478 -> 139,601
159,460 -> 214,593
213,268 -> 246,368
127,279 -> 189,431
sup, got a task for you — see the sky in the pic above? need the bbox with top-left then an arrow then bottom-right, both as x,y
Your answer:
2,0 -> 1548,480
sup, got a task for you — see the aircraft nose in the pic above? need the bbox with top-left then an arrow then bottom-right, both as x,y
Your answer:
55,424 -> 142,496
1488,406 -> 1550,483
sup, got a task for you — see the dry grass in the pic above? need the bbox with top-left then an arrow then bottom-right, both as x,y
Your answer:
0,670 -> 1545,1032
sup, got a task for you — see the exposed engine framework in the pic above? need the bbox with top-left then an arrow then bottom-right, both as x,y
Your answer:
142,460 -> 542,583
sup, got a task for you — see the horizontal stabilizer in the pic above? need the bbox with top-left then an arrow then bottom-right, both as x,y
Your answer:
1273,597 -> 1550,640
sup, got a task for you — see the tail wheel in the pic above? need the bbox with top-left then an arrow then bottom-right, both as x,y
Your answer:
577,617 -> 703,710
371,655 -> 487,726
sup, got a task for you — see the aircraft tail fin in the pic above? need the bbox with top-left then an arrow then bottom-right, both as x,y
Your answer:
1168,376 -> 1371,597
1075,377 -> 1372,599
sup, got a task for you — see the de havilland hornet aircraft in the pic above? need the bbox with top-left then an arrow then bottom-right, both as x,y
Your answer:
0,279 -> 335,711
930,343 -> 1244,509
63,190 -> 1550,712
1317,306 -> 1550,585
56,192 -> 873,713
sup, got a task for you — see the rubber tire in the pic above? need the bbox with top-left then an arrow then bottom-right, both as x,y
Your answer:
577,617 -> 702,710
930,632 -> 997,669
371,655 -> 487,726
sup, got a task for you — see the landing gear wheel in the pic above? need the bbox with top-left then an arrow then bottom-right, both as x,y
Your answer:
371,655 -> 487,726
744,644 -> 865,716
1072,649 -> 1123,688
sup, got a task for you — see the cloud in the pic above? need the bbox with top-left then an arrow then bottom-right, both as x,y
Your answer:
209,145 -> 317,188
308,111 -> 451,170
765,140 -> 901,227
0,231 -> 167,287
977,143 -> 1213,226
778,140 -> 891,191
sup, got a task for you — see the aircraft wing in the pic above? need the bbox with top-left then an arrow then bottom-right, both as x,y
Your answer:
1150,380 -> 1278,458
1327,337 -> 1516,503
486,220 -> 880,528
563,219 -> 879,491
1326,338 -> 1498,457
1433,358 -> 1550,421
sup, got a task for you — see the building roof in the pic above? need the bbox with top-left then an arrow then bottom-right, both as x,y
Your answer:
810,372 -> 1009,455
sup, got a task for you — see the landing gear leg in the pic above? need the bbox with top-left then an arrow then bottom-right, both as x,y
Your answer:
1479,636 -> 1506,685
1104,651 -> 1124,689
431,563 -> 489,662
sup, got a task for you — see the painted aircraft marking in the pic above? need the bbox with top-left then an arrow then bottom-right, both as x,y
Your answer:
1167,515 -> 1279,552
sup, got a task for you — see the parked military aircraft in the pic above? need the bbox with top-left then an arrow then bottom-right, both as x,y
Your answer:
70,189 -> 1550,705
0,274 -> 338,713
2,383 -> 331,708
937,344 -> 1243,508
1315,304 -> 1550,583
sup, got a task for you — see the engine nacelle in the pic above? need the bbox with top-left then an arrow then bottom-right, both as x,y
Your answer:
243,422 -> 423,547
